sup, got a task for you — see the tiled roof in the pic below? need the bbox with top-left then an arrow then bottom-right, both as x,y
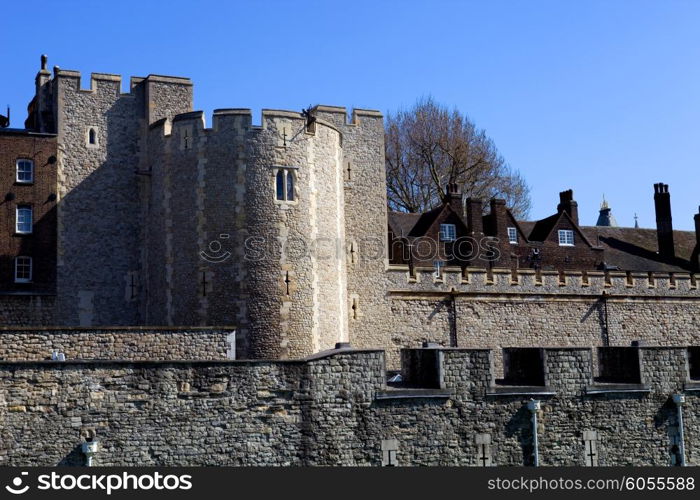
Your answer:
388,212 -> 421,238
581,226 -> 697,272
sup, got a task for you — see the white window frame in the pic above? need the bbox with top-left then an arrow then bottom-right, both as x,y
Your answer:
16,159 -> 34,184
434,260 -> 445,278
14,256 -> 32,283
16,206 -> 33,234
273,167 -> 297,204
558,229 -> 574,246
439,223 -> 456,242
507,227 -> 518,244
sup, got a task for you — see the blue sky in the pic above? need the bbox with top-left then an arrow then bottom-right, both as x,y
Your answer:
2,0 -> 699,229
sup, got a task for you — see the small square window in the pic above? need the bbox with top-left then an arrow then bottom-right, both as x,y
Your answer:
507,227 -> 518,244
434,260 -> 445,278
558,229 -> 574,246
439,224 -> 456,241
14,256 -> 32,283
16,206 -> 33,234
16,159 -> 34,184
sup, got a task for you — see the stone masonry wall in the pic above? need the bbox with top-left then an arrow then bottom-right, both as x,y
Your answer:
370,267 -> 700,370
0,347 -> 697,466
54,70 -> 192,327
0,326 -> 232,361
0,295 -> 56,326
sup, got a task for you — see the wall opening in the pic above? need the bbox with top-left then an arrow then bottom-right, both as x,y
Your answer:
499,348 -> 545,386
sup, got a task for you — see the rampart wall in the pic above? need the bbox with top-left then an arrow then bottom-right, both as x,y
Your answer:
0,326 -> 233,361
0,346 -> 697,466
372,267 -> 700,369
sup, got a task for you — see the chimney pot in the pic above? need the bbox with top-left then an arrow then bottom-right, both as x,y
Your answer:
653,182 -> 675,259
466,197 -> 483,236
557,189 -> 579,225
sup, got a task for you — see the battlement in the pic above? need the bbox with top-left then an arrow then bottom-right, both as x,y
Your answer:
146,107 -> 352,145
397,345 -> 699,396
315,105 -> 383,126
387,265 -> 700,297
0,344 -> 697,466
52,67 -> 192,96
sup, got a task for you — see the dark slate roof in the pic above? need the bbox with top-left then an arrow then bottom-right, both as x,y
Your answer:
519,220 -> 697,271
388,212 -> 421,238
595,208 -> 618,227
581,226 -> 697,272
407,206 -> 444,237
527,213 -> 559,241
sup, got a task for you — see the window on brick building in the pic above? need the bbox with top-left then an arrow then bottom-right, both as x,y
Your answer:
434,260 -> 445,278
275,168 -> 295,202
16,206 -> 33,234
558,229 -> 574,246
14,256 -> 32,283
439,224 -> 456,241
16,159 -> 34,184
507,227 -> 518,244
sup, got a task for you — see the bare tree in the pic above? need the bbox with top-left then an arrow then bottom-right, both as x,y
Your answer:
385,97 -> 531,218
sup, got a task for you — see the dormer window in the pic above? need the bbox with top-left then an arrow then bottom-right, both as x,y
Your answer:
275,168 -> 296,203
558,229 -> 574,246
16,159 -> 34,184
507,227 -> 518,244
439,224 -> 456,242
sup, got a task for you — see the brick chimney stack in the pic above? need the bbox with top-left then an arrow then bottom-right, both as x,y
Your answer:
557,189 -> 579,225
445,183 -> 462,214
466,197 -> 483,236
653,183 -> 675,259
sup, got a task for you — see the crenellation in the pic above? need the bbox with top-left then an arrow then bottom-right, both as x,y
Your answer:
0,347 -> 696,465
5,57 -> 700,466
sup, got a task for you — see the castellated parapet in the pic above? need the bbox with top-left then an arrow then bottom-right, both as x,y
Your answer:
144,107 -> 377,358
17,62 -> 388,360
5,59 -> 700,370
0,345 -> 698,465
49,68 -> 193,328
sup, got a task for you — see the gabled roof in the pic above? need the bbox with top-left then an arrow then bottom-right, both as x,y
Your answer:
388,212 -> 421,238
527,213 -> 559,241
408,206 -> 444,237
526,211 -> 598,248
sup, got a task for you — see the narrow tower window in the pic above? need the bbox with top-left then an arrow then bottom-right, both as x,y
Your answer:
286,171 -> 295,201
89,128 -> 96,145
276,170 -> 285,201
274,168 -> 297,203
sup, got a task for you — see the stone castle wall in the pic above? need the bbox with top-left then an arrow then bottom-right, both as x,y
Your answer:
0,295 -> 56,326
0,326 -> 233,361
0,346 -> 697,466
313,107 -> 391,361
367,267 -> 700,369
52,70 -> 192,327
146,108 -> 352,359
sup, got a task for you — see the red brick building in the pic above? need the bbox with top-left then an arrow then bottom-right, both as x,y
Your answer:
389,184 -> 700,274
0,129 -> 57,293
